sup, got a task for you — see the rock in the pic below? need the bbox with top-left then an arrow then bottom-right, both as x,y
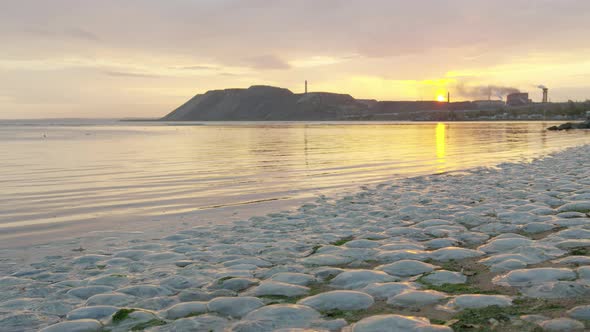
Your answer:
229,319 -> 275,332
361,282 -> 418,300
552,256 -> 590,265
117,285 -> 172,298
0,276 -> 29,287
297,290 -> 374,311
568,305 -> 590,321
302,254 -> 354,266
310,318 -> 348,331
423,238 -> 461,250
40,320 -> 102,332
349,314 -> 452,332
577,266 -> 590,283
444,295 -> 512,310
104,258 -> 133,266
344,239 -> 381,248
178,289 -> 215,302
478,238 -> 533,254
421,271 -> 466,286
134,296 -> 177,311
113,250 -> 152,261
429,247 -> 485,261
37,301 -> 76,316
240,304 -> 321,330
556,212 -> 587,219
556,240 -> 590,250
86,293 -> 135,306
548,121 -> 590,131
375,250 -> 430,263
213,277 -> 259,291
72,255 -> 108,266
105,309 -> 160,331
1,312 -> 59,331
330,270 -> 398,289
223,257 -> 272,268
522,223 -> 555,234
270,273 -> 316,286
156,314 -> 228,332
312,267 -> 345,281
252,281 -> 309,297
557,201 -> 590,214
66,305 -> 119,320
67,286 -> 114,300
473,223 -> 521,235
379,242 -> 425,251
387,290 -> 447,307
207,297 -> 264,318
489,258 -> 528,272
164,301 -> 208,319
143,252 -> 185,263
521,281 -> 590,299
376,260 -> 437,277
493,268 -> 577,286
161,275 -> 206,290
539,318 -> 585,331
175,260 -> 194,267
88,275 -> 129,288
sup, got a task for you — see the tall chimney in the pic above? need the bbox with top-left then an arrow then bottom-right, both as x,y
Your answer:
305,80 -> 308,94
542,88 -> 548,103
447,92 -> 450,104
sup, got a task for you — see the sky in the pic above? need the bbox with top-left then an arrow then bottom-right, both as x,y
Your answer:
1,0 -> 590,119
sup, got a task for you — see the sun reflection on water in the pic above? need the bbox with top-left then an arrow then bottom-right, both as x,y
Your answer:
435,123 -> 446,171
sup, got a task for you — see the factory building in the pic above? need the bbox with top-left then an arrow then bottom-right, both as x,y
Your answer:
506,92 -> 531,106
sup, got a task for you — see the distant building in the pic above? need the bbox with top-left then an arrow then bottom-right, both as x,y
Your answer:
506,93 -> 530,106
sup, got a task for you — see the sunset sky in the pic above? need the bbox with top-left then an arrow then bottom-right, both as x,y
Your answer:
2,0 -> 590,119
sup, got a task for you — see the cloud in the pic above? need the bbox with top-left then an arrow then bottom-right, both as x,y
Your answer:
65,28 -> 100,41
175,65 -> 217,71
103,71 -> 160,78
242,55 -> 291,70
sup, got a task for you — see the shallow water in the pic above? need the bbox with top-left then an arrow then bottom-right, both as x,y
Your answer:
1,120 -> 589,238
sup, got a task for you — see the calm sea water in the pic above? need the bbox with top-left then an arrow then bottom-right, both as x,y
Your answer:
1,120 -> 589,242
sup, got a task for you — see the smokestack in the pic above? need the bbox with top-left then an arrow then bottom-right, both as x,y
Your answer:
447,92 -> 450,104
538,85 -> 548,103
305,80 -> 308,94
542,88 -> 548,103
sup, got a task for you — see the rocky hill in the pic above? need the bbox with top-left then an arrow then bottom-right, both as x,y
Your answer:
161,85 -> 370,121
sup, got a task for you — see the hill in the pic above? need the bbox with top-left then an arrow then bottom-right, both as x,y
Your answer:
161,85 -> 369,121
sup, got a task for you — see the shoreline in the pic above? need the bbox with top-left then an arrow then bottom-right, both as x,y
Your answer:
1,145 -> 590,331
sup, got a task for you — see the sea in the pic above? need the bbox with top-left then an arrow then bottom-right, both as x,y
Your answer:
1,120 -> 589,247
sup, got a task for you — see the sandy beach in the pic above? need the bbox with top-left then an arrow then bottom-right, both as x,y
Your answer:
2,144 -> 590,331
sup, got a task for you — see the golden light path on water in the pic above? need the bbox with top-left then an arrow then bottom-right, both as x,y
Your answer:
1,120 -> 590,244
435,122 -> 446,171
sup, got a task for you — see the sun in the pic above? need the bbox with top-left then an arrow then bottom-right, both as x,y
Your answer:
436,94 -> 446,102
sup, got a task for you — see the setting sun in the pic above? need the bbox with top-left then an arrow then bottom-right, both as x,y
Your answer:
437,94 -> 446,102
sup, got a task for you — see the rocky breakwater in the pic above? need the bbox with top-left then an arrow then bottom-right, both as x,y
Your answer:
548,120 -> 590,131
2,145 -> 590,331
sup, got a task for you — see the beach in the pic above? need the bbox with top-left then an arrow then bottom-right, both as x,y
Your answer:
0,144 -> 589,331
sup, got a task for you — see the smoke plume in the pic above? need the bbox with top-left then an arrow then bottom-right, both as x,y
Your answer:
455,83 -> 520,100
537,84 -> 547,89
